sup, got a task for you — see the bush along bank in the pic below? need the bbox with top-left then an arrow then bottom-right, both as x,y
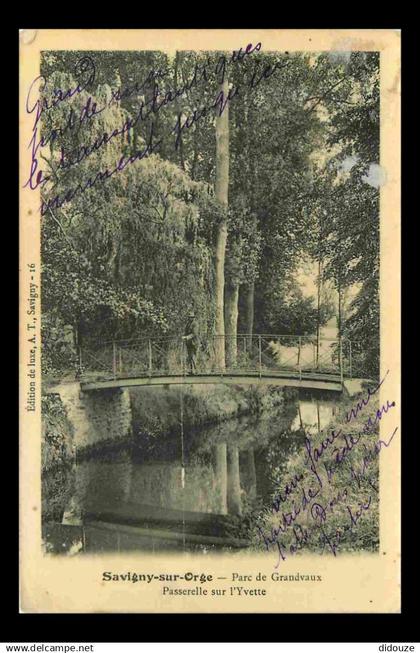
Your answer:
41,393 -> 76,522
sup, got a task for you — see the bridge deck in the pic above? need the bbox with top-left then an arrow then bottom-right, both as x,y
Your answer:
79,334 -> 354,392
81,370 -> 343,392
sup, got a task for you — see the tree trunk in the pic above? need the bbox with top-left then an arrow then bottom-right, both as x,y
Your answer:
316,259 -> 322,367
337,277 -> 342,337
214,79 -> 229,370
242,281 -> 255,349
224,281 -> 239,368
174,52 -> 186,171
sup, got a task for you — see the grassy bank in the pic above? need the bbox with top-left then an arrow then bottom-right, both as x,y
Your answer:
249,385 -> 396,558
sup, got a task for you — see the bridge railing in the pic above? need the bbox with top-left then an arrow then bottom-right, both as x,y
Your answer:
79,334 -> 357,382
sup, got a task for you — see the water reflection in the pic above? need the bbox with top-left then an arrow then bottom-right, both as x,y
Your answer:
59,391 -> 340,553
291,398 -> 338,435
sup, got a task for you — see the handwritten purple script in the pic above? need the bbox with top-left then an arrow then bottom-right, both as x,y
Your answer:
257,371 -> 398,567
23,43 -> 290,215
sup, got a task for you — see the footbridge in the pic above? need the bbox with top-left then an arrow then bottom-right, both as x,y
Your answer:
78,334 -> 359,393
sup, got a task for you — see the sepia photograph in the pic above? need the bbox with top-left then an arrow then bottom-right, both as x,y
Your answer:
35,45 -> 385,557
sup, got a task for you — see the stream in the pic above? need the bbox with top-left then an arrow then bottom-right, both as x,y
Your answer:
44,388 -> 342,554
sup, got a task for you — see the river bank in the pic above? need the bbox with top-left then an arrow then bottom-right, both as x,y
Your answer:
41,393 -> 76,521
251,385 -> 391,559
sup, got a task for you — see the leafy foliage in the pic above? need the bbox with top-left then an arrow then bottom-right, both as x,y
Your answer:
39,49 -> 379,376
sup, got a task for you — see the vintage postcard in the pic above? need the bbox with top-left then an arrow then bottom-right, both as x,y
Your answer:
19,28 -> 401,613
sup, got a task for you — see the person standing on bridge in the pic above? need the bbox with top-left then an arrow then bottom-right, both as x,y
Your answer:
183,311 -> 200,374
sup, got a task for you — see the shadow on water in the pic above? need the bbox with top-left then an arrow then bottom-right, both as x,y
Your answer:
43,388 -> 342,555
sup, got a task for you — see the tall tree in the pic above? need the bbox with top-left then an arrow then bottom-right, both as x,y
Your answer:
214,78 -> 230,369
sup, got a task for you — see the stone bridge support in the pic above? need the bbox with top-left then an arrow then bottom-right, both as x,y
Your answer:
45,382 -> 133,450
